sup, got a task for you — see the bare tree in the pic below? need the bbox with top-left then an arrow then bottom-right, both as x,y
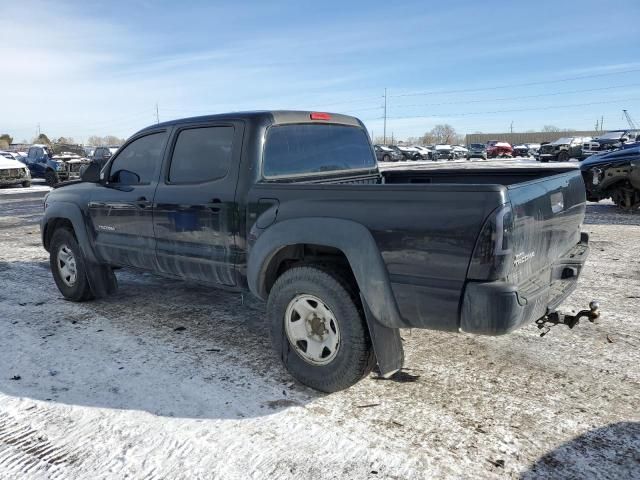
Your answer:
428,124 -> 457,144
542,125 -> 561,132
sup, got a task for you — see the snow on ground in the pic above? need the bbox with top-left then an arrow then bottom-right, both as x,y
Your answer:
0,196 -> 638,479
0,179 -> 50,198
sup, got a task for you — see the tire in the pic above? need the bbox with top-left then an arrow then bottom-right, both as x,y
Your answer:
49,228 -> 93,301
557,151 -> 570,162
45,170 -> 60,187
22,181 -> 31,188
382,154 -> 390,162
267,265 -> 375,392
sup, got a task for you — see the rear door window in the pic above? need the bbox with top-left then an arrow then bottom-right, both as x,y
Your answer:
263,124 -> 376,177
168,126 -> 234,183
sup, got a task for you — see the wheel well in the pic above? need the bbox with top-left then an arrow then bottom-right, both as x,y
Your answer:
44,218 -> 75,250
263,244 -> 356,295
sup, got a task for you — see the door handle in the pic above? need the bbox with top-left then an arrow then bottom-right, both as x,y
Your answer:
205,198 -> 222,212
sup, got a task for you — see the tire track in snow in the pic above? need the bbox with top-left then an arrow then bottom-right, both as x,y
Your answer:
0,412 -> 77,479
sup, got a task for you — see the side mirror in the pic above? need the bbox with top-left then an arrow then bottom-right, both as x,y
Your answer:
111,169 -> 140,185
80,161 -> 101,183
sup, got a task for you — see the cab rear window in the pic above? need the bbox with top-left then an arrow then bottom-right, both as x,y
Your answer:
263,124 -> 376,177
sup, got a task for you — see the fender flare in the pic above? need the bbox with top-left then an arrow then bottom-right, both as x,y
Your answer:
41,202 -> 116,298
247,217 -> 408,329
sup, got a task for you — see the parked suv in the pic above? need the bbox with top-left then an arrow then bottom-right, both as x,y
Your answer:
41,110 -> 591,392
538,137 -> 590,162
466,143 -> 487,160
374,144 -> 403,162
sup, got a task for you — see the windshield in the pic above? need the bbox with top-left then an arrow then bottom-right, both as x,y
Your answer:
552,137 -> 574,145
597,131 -> 625,140
263,124 -> 376,177
470,144 -> 485,149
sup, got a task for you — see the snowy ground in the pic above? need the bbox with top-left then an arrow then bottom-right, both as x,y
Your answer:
0,196 -> 638,479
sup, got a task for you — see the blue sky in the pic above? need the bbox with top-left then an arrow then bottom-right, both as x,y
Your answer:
2,0 -> 640,143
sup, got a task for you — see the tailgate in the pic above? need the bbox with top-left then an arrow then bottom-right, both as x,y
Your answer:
505,169 -> 586,285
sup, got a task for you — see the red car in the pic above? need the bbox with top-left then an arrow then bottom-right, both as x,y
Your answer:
486,140 -> 513,158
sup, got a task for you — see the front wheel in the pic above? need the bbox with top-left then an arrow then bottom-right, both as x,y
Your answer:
50,228 -> 93,301
22,181 -> 31,188
382,154 -> 390,162
45,170 -> 60,186
267,265 -> 375,392
557,151 -> 570,162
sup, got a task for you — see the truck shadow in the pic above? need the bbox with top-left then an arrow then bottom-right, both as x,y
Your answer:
520,422 -> 640,479
0,260 -> 322,420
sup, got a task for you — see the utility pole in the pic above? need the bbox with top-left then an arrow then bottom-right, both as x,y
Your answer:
383,88 -> 387,145
155,103 -> 160,124
601,115 -> 604,132
510,121 -> 513,134
37,123 -> 40,137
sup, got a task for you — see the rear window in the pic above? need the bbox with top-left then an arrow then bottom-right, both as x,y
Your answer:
263,124 -> 376,177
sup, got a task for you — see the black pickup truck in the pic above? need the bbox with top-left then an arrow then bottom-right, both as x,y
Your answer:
41,111 -> 591,392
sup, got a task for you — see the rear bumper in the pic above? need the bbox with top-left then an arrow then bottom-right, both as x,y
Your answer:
459,233 -> 589,335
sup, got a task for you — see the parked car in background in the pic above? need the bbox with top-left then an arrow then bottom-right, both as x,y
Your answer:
413,145 -> 433,160
25,144 -> 90,186
580,144 -> 640,210
432,144 -> 454,160
0,152 -> 31,188
91,146 -> 120,169
452,145 -> 468,159
538,137 -> 590,162
41,109 -> 591,392
582,130 -> 640,157
466,143 -> 487,160
396,145 -> 423,160
512,143 -> 541,158
486,141 -> 513,158
374,145 -> 403,162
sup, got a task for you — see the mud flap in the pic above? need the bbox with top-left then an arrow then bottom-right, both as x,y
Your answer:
360,293 -> 404,377
86,263 -> 118,299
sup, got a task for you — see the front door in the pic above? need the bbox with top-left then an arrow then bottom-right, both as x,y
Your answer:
152,122 -> 243,285
88,130 -> 169,270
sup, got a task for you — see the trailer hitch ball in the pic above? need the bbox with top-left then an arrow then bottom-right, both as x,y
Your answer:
536,299 -> 601,336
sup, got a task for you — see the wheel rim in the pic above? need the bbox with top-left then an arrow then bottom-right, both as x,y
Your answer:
284,294 -> 340,366
57,244 -> 78,287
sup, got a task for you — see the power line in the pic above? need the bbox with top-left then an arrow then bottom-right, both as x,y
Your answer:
389,68 -> 640,98
390,82 -> 640,109
384,97 -> 640,120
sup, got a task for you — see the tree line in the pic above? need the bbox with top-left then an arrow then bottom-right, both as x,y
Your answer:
0,132 -> 126,150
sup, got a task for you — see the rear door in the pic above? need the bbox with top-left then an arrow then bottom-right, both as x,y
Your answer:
152,122 -> 244,285
88,130 -> 168,270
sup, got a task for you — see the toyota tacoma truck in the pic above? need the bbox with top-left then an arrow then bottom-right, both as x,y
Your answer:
41,111 -> 591,392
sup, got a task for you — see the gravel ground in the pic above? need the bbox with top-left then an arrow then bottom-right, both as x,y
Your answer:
0,195 -> 638,479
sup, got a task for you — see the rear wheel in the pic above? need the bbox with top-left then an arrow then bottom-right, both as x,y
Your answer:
45,170 -> 59,186
267,265 -> 375,392
50,228 -> 93,301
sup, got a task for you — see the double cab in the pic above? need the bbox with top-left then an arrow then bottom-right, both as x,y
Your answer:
41,111 -> 590,392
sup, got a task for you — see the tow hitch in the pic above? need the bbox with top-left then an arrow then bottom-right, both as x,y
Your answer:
535,301 -> 600,337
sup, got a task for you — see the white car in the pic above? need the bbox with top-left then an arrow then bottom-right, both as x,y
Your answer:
413,146 -> 433,160
0,153 -> 31,188
396,145 -> 423,160
452,145 -> 469,159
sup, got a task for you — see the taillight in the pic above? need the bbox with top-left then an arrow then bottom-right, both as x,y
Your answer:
310,112 -> 331,120
467,204 -> 514,280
